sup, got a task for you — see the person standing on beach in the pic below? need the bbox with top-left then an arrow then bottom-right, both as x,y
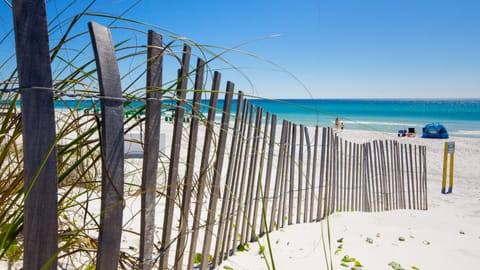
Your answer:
335,117 -> 339,130
341,122 -> 344,131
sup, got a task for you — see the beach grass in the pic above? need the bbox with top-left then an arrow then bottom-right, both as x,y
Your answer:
0,1 -> 317,269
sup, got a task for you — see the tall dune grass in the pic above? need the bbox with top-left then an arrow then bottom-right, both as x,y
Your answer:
0,1 -> 331,269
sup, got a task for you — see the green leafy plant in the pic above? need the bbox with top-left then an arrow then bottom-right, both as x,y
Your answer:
388,261 -> 405,270
236,243 -> 250,252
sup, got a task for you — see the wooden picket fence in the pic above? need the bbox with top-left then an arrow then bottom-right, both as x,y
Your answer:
11,1 -> 427,269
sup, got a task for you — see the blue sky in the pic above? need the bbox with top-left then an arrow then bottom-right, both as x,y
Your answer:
1,0 -> 479,99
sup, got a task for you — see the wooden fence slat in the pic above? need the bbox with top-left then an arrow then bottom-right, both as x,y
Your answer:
310,126 -> 319,221
379,141 -> 387,210
237,104 -> 254,245
393,142 -> 400,210
187,71 -> 220,270
333,134 -> 339,213
200,82 -> 234,270
89,23 -> 127,269
422,146 -> 428,210
139,30 -> 163,270
269,120 -> 288,231
259,114 -> 277,235
305,126 -> 313,222
322,128 -> 332,218
347,142 -> 352,211
330,134 -> 336,213
280,122 -> 292,228
373,141 -> 381,211
244,107 -> 262,242
250,109 -> 269,241
351,142 -> 356,211
89,22 -> 125,270
215,92 -> 244,263
224,98 -> 248,256
175,58 -> 205,269
288,123 -> 296,225
227,99 -> 250,255
342,139 -> 347,211
297,125 -> 304,224
399,143 -> 404,209
414,145 -> 420,209
401,143 -> 408,209
406,144 -> 414,209
387,141 -> 394,210
159,44 -> 191,269
13,1 -> 58,268
365,143 -> 374,212
280,121 -> 290,228
316,127 -> 326,220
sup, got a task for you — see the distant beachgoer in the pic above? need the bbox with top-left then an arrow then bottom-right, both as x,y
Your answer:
335,117 -> 339,130
341,122 -> 345,131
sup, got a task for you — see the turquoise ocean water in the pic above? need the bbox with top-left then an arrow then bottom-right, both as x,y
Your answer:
49,98 -> 480,138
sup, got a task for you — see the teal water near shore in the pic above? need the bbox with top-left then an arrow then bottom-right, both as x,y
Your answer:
228,99 -> 480,138
31,98 -> 480,138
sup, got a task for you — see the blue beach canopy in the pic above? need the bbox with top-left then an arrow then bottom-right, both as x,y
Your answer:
422,123 -> 449,139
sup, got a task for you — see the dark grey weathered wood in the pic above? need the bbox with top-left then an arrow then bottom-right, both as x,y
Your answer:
175,58 -> 205,270
304,126 -> 313,222
13,1 -> 58,268
159,44 -> 191,270
244,107 -> 262,242
322,128 -> 332,218
422,146 -> 428,210
89,22 -> 125,270
269,120 -> 288,231
259,114 -> 276,235
200,82 -> 234,270
311,126 -> 319,221
347,142 -> 352,211
280,122 -> 292,227
238,104 -> 255,244
139,30 -> 163,270
187,72 -> 220,270
297,125 -> 304,224
227,98 -> 250,255
250,112 -> 270,241
216,92 -> 244,263
288,124 -> 296,225
317,127 -> 326,220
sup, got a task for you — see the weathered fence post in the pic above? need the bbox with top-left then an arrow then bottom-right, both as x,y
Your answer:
13,0 -> 58,268
269,120 -> 288,231
175,58 -> 205,269
215,92 -> 244,264
305,126 -> 313,222
236,103 -> 254,245
288,123 -> 296,225
139,30 -> 163,270
159,44 -> 191,270
200,82 -> 234,270
244,106 -> 262,242
259,114 -> 277,235
187,71 -> 220,270
89,22 -> 125,270
250,111 -> 270,241
226,98 -> 249,256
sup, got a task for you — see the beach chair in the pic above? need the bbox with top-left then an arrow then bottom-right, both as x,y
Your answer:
407,127 -> 416,137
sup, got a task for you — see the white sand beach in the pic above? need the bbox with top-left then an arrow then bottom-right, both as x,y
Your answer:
219,130 -> 480,270
1,119 -> 479,270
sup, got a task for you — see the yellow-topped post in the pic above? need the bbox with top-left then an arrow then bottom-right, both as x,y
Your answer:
442,141 -> 455,194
